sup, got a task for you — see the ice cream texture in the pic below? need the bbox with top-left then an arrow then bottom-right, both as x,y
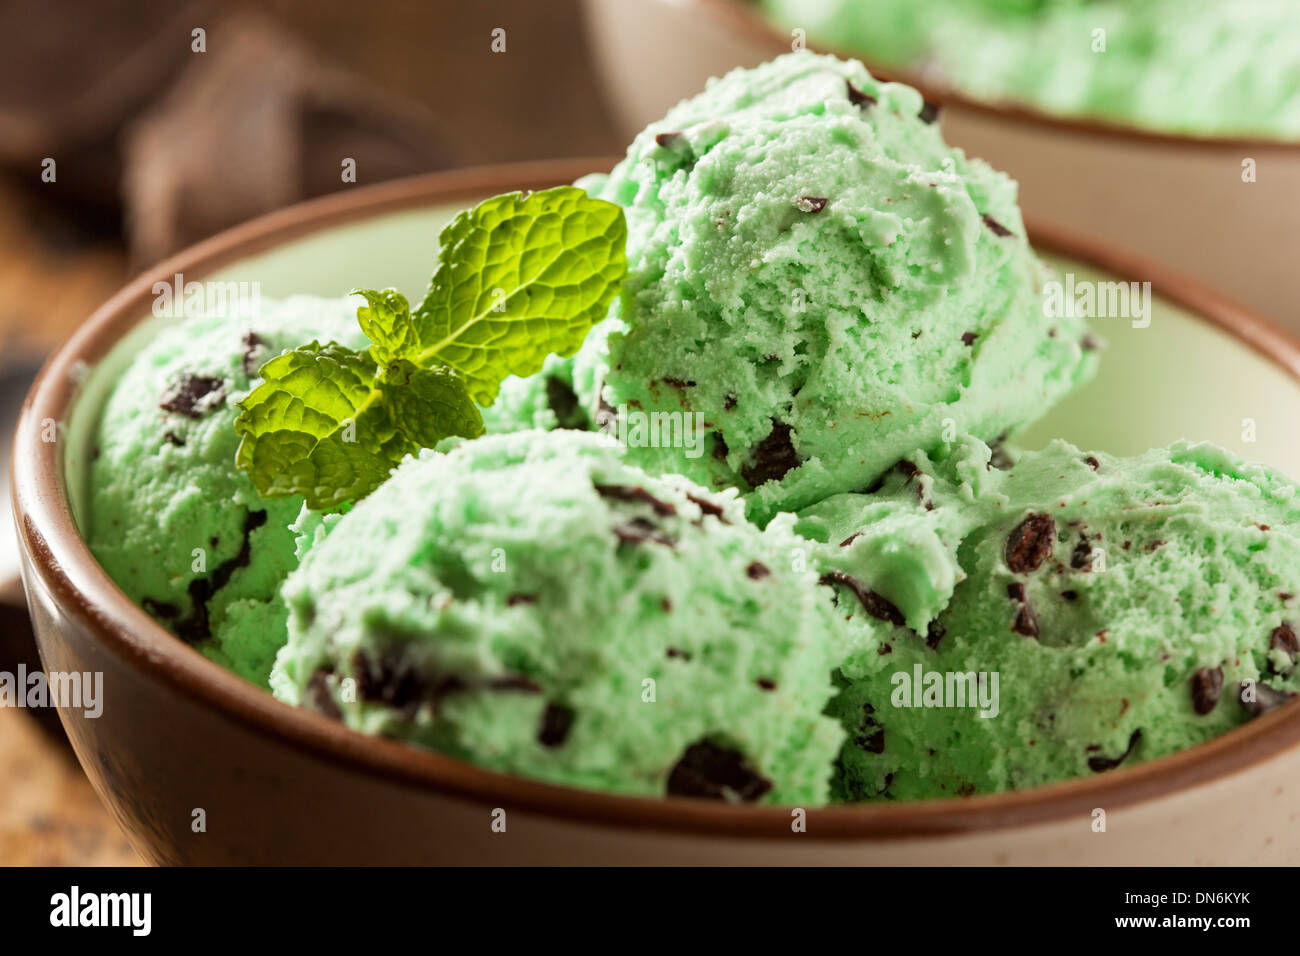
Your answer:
87,296 -> 368,686
272,429 -> 852,804
797,437 -> 1300,799
573,51 -> 1095,522
757,0 -> 1300,138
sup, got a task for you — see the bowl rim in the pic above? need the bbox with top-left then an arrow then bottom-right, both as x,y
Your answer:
684,0 -> 1300,151
14,157 -> 1300,842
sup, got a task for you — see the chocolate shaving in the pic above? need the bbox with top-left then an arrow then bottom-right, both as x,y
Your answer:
740,420 -> 802,487
686,492 -> 728,523
1006,582 -> 1039,638
506,594 -> 537,607
613,517 -> 676,548
159,374 -> 226,419
162,431 -> 185,447
961,331 -> 978,347
756,678 -> 777,691
594,483 -> 677,517
845,79 -> 876,110
818,570 -> 905,627
746,561 -> 771,580
172,509 -> 267,644
982,214 -> 1013,238
654,131 -> 684,149
1270,623 -> 1299,672
1240,680 -> 1298,717
794,196 -> 828,213
1084,455 -> 1100,470
1190,666 -> 1224,715
1005,513 -> 1056,574
666,740 -> 772,802
1087,729 -> 1142,773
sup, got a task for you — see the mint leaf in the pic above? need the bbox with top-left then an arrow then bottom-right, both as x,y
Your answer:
234,342 -> 483,510
408,185 -> 626,405
353,288 -> 418,366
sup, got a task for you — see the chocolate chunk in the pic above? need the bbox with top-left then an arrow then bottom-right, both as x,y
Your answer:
1087,729 -> 1142,773
654,131 -> 683,149
666,740 -> 772,802
756,678 -> 777,691
961,331 -> 978,347
354,647 -> 425,711
686,492 -> 728,523
545,375 -> 588,431
988,430 -> 1013,470
918,100 -> 940,124
613,517 -> 676,548
712,431 -> 729,461
1005,513 -> 1056,574
818,570 -> 905,627
1061,589 -> 1078,601
537,703 -> 575,748
506,593 -> 537,607
141,597 -> 181,620
1240,680 -> 1299,717
241,331 -> 267,378
163,430 -> 185,447
159,374 -> 226,418
666,647 -> 692,661
723,393 -> 738,411
1190,666 -> 1224,715
1084,455 -> 1100,470
845,79 -> 877,110
171,509 -> 267,644
594,483 -> 677,517
982,214 -> 1013,238
1006,582 -> 1039,638
1271,623 -> 1299,672
740,420 -> 802,487
925,618 -> 946,649
794,196 -> 828,213
306,668 -> 342,720
1070,534 -> 1093,570
746,561 -> 771,580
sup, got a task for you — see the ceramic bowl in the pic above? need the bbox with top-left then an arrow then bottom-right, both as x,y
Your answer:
579,0 -> 1300,332
11,159 -> 1300,864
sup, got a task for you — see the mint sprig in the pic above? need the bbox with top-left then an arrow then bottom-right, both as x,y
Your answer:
234,186 -> 627,510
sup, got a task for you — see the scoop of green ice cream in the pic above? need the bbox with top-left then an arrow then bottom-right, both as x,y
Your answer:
272,429 -> 852,804
87,296 -> 368,686
577,51 -> 1094,522
803,437 -> 1300,799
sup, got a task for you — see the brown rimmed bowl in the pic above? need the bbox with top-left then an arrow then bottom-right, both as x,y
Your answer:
11,158 -> 1300,865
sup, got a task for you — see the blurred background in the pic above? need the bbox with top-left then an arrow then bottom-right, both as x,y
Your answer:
1,0 -> 620,866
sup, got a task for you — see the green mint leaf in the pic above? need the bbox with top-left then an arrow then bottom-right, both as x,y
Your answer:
408,185 -> 627,405
234,341 -> 483,510
352,287 -> 419,366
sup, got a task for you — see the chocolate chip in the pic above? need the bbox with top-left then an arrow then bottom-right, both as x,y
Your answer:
925,618 -> 945,649
756,678 -> 777,691
1007,582 -> 1039,638
666,647 -> 692,661
723,393 -> 737,410
1061,589 -> 1078,601
740,420 -> 802,487
746,561 -> 771,580
545,375 -> 588,431
1071,534 -> 1093,570
159,375 -> 226,418
666,740 -> 772,802
818,570 -> 905,627
660,376 -> 696,388
1084,455 -> 1100,470
1081,333 -> 1102,352
982,214 -> 1013,238
506,594 -> 537,607
1087,729 -> 1142,773
1240,680 -> 1298,717
594,483 -> 677,516
845,79 -> 876,110
712,431 -> 729,461
1005,513 -> 1056,574
1190,666 -> 1224,715
613,517 -> 676,548
354,647 -> 425,711
794,196 -> 828,213
961,331 -> 978,346
141,597 -> 180,620
306,668 -> 342,720
839,532 -> 862,548
655,131 -> 683,149
241,331 -> 267,378
162,431 -> 185,447
988,430 -> 1013,470
918,100 -> 940,124
686,492 -> 728,523
1271,623 -> 1299,672
537,703 -> 575,747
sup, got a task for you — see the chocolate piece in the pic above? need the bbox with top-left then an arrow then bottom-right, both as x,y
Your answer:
660,376 -> 696,389
1081,333 -> 1102,352
1270,623 -> 1299,672
845,79 -> 876,110
537,703 -> 575,748
981,214 -> 1013,238
506,593 -> 537,607
756,678 -> 777,691
818,570 -> 906,627
925,619 -> 945,649
712,431 -> 729,461
1087,729 -> 1142,773
654,131 -> 684,149
666,740 -> 773,802
1006,582 -> 1039,638
1084,455 -> 1100,470
746,561 -> 771,580
1190,666 -> 1225,715
740,420 -> 801,487
961,331 -> 978,347
354,647 -> 425,711
171,509 -> 267,644
723,393 -> 738,411
988,430 -> 1013,470
306,668 -> 342,720
685,492 -> 728,522
666,647 -> 692,661
1060,589 -> 1078,601
794,195 -> 828,213
1005,513 -> 1056,574
594,483 -> 677,517
918,100 -> 940,124
162,431 -> 185,447
545,375 -> 588,431
159,374 -> 226,418
1071,534 -> 1093,570
1240,680 -> 1299,717
839,532 -> 862,548
241,331 -> 267,377
613,517 -> 676,548
141,597 -> 180,621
